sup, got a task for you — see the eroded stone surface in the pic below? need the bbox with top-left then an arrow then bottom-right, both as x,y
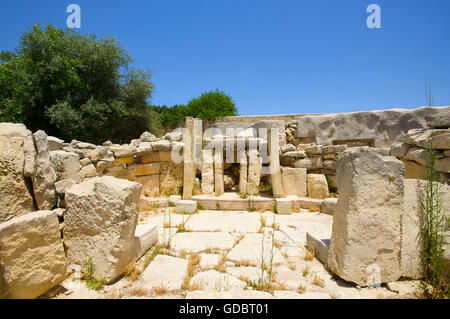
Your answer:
170,232 -> 236,253
141,255 -> 188,291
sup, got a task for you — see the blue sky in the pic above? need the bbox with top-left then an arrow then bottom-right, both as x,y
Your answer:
0,0 -> 449,115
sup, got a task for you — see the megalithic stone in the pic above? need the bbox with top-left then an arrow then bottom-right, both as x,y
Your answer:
268,128 -> 285,198
201,149 -> 214,195
238,151 -> 248,196
247,149 -> 262,196
214,146 -> 224,196
327,147 -> 404,286
183,117 -> 195,199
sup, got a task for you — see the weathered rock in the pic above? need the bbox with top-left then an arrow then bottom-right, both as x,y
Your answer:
247,149 -> 262,196
328,147 -> 404,286
54,179 -> 76,195
403,147 -> 429,166
140,131 -> 157,142
238,152 -> 248,196
133,224 -> 158,259
133,163 -> 161,176
402,160 -> 427,180
141,255 -> 188,291
294,156 -> 323,170
79,163 -> 98,180
190,270 -> 246,291
320,198 -> 337,215
47,136 -> 64,151
223,174 -> 235,190
405,128 -> 450,150
160,162 -> 183,196
64,176 -> 142,283
297,106 -> 450,147
135,174 -> 160,197
176,200 -> 198,214
281,144 -> 296,153
281,167 -> 307,197
71,140 -> 97,149
305,145 -> 323,155
307,174 -> 329,199
50,150 -> 81,182
201,149 -> 214,195
87,147 -> 108,163
183,117 -> 195,199
282,151 -> 306,159
79,158 -> 92,167
96,160 -> 113,170
32,130 -> 57,210
268,128 -> 285,198
110,145 -> 137,158
136,142 -> 153,156
276,198 -> 292,215
214,147 -> 225,196
390,142 -> 411,158
0,210 -> 67,299
306,232 -> 329,265
0,123 -> 35,222
323,159 -> 337,171
23,134 -> 36,178
150,140 -> 171,152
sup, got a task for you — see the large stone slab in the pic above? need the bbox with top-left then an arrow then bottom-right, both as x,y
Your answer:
184,211 -> 261,233
32,130 -> 57,210
0,211 -> 67,299
281,167 -> 307,197
201,149 -> 214,194
133,224 -> 158,259
227,233 -> 285,268
247,149 -> 262,196
328,147 -> 404,286
64,176 -> 142,283
190,270 -> 246,291
0,123 -> 35,223
170,232 -> 236,253
141,255 -> 188,291
176,200 -> 198,214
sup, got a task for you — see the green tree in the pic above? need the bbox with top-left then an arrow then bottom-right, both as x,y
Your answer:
186,89 -> 237,121
0,23 -> 154,144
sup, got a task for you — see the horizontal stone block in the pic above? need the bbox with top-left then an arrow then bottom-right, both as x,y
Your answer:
114,156 -> 134,166
135,174 -> 160,197
133,163 -> 161,176
276,198 -> 292,215
140,152 -> 160,163
133,224 -> 158,259
306,232 -> 329,265
176,200 -> 198,214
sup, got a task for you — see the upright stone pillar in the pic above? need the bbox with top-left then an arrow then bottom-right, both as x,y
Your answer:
214,145 -> 224,196
238,151 -> 248,196
201,149 -> 214,195
183,117 -> 195,199
247,149 -> 262,196
327,147 -> 404,286
193,118 -> 203,170
268,128 -> 284,198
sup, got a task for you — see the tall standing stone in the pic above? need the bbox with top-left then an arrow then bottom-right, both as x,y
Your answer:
239,151 -> 248,196
32,130 -> 57,210
247,149 -> 262,196
64,176 -> 142,283
0,123 -> 35,223
183,117 -> 195,199
327,147 -> 404,286
194,118 -> 203,170
201,149 -> 214,195
268,128 -> 285,198
214,146 -> 225,196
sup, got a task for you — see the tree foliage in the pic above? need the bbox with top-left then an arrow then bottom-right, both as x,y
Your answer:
0,24 -> 154,144
151,89 -> 237,130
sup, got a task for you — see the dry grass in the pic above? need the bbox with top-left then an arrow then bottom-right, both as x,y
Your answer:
130,286 -> 149,297
241,259 -> 251,267
304,248 -> 315,261
214,264 -> 227,273
302,266 -> 310,277
312,275 -> 325,288
123,261 -> 141,281
297,284 -> 307,294
274,241 -> 282,250
288,263 -> 296,271
233,234 -> 245,247
309,204 -> 321,212
179,249 -> 187,259
152,283 -> 168,294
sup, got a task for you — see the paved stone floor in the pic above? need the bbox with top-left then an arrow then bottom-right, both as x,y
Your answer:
50,207 -> 421,299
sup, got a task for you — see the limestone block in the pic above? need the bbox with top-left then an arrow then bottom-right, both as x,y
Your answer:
133,163 -> 161,176
238,152 -> 248,196
79,158 -> 92,167
403,160 -> 427,180
32,130 -> 57,210
169,195 -> 182,206
79,164 -> 98,180
268,128 -> 285,198
47,136 -> 64,151
50,150 -> 81,182
64,176 -> 142,283
201,149 -> 215,195
136,142 -> 153,156
327,147 -> 404,286
140,151 -> 160,163
305,145 -> 323,155
320,198 -> 337,215
307,174 -> 329,199
276,198 -> 292,215
140,131 -> 157,142
160,162 -> 183,196
306,232 -> 329,265
281,144 -> 296,153
298,197 -> 323,212
214,147 -> 225,196
150,140 -> 171,152
113,156 -> 134,166
23,134 -> 36,178
0,123 -> 35,223
110,145 -> 137,158
159,151 -> 173,162
54,179 -> 76,195
247,149 -> 261,196
281,167 -> 307,197
176,200 -> 198,214
133,224 -> 158,259
0,211 -> 67,299
135,174 -> 160,197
